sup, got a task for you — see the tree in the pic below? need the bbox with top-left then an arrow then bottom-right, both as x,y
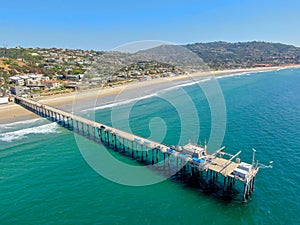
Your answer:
0,70 -> 9,96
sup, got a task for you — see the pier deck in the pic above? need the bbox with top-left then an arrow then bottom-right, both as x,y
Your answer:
14,96 -> 259,202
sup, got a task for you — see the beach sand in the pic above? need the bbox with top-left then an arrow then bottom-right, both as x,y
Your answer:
0,103 -> 39,124
0,65 -> 299,124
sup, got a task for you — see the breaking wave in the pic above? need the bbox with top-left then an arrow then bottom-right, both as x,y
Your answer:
82,92 -> 159,111
0,118 -> 42,129
83,77 -> 212,111
0,122 -> 59,142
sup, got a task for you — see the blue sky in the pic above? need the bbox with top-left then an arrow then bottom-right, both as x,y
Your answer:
1,0 -> 300,50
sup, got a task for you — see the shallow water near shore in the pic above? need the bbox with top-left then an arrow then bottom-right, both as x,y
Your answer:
0,68 -> 300,224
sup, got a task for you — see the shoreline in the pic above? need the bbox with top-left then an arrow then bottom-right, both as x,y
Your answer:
36,65 -> 300,106
0,65 -> 299,124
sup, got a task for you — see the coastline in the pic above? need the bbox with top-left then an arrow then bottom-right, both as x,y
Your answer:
0,65 -> 299,125
0,103 -> 40,124
37,65 -> 300,107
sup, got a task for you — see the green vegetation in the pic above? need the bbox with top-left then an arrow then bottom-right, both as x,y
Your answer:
1,41 -> 300,84
71,68 -> 84,75
0,70 -> 9,96
115,61 -> 178,77
185,41 -> 300,69
0,47 -> 90,77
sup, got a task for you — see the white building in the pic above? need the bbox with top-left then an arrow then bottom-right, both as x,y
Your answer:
44,81 -> 61,90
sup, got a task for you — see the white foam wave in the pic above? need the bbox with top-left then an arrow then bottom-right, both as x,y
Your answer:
0,118 -> 42,129
0,122 -> 59,142
216,72 -> 251,79
83,77 -> 213,112
217,69 -> 280,79
85,92 -> 159,111
171,77 -> 211,88
155,78 -> 211,95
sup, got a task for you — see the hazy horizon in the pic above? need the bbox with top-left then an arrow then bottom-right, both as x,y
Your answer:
2,40 -> 300,52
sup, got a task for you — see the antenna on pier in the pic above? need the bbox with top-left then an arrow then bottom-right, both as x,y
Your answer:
257,161 -> 273,169
252,148 -> 256,166
252,148 -> 273,169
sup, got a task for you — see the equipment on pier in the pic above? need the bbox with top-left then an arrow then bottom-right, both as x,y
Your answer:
14,95 -> 274,203
181,143 -> 206,159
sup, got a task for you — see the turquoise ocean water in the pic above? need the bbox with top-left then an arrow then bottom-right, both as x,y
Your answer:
0,68 -> 300,224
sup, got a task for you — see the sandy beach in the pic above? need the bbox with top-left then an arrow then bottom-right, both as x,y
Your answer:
0,65 -> 299,124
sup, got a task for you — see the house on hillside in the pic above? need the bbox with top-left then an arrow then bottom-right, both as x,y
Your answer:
10,86 -> 30,97
9,76 -> 24,86
65,82 -> 79,90
41,76 -> 50,82
44,81 -> 61,90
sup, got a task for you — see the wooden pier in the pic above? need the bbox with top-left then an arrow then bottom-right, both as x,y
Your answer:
14,96 -> 266,202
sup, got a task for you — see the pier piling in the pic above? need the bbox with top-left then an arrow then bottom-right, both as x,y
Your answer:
14,96 -> 261,203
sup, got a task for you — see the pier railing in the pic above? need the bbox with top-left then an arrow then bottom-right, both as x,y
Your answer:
14,96 -> 259,202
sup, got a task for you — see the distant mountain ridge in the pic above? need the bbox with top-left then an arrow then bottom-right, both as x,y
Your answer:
1,41 -> 300,77
135,44 -> 209,72
184,41 -> 300,69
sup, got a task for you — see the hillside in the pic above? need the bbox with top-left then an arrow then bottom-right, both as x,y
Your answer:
1,41 -> 300,97
0,58 -> 30,74
185,41 -> 300,69
135,44 -> 209,72
1,41 -> 300,76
